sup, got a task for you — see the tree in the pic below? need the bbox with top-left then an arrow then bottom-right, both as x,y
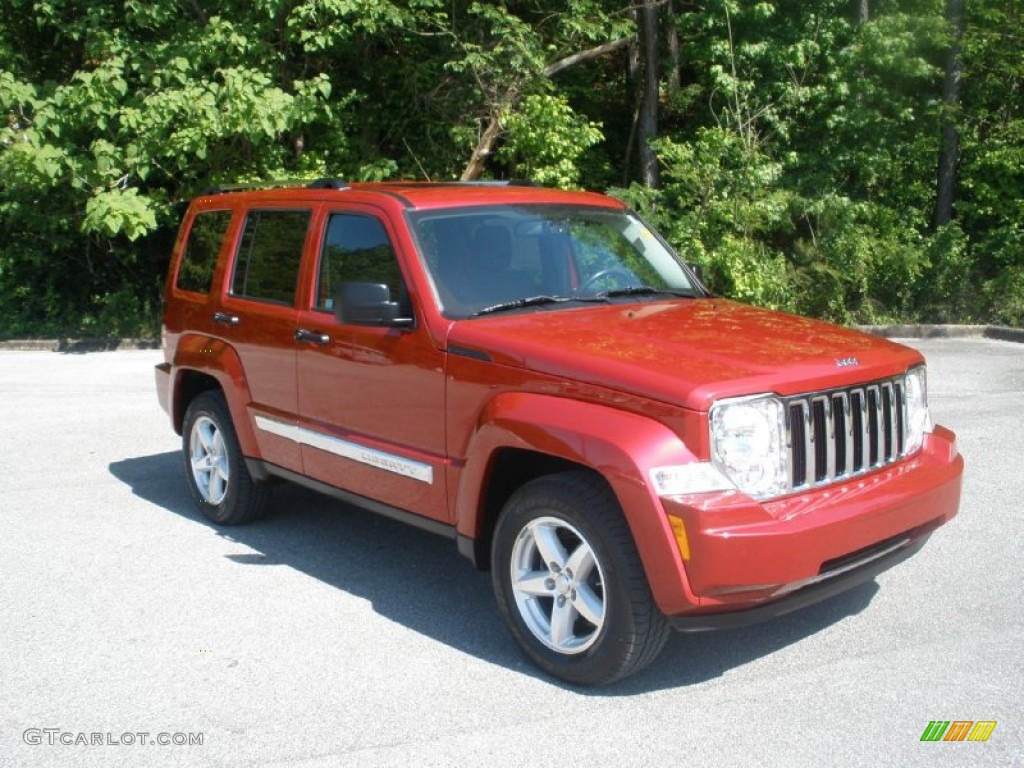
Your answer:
451,3 -> 632,181
460,36 -> 631,181
1,0 -> 1022,336
954,0 -> 1024,324
932,0 -> 965,230
637,0 -> 660,187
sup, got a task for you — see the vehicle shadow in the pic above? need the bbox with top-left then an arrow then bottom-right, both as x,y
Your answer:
109,451 -> 879,695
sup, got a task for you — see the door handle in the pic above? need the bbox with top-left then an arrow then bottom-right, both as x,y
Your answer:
212,311 -> 240,326
294,328 -> 330,345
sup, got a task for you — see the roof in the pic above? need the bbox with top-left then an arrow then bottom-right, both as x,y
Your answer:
193,179 -> 625,211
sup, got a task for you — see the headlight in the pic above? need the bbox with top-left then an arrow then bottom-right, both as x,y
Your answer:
904,365 -> 933,455
709,395 -> 788,499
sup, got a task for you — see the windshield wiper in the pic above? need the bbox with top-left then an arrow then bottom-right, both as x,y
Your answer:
596,286 -> 695,299
475,295 -> 579,316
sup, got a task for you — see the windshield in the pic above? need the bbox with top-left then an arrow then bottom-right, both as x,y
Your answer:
408,204 -> 701,318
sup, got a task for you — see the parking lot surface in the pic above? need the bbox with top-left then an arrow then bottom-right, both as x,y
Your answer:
1,338 -> 1020,767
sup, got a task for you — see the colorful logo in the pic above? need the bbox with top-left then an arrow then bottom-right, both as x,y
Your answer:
920,721 -> 997,742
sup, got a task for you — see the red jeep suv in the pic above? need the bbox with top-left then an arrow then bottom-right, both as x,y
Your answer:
156,179 -> 963,685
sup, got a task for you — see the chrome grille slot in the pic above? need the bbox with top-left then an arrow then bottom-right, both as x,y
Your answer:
786,377 -> 907,492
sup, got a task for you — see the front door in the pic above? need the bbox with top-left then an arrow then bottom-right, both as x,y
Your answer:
295,208 -> 448,522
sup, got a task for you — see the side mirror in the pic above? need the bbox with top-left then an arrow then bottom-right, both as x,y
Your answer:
335,282 -> 413,327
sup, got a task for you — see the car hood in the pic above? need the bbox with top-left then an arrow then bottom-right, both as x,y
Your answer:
444,298 -> 923,411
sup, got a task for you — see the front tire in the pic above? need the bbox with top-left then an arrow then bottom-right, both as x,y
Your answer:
491,471 -> 669,685
182,391 -> 268,525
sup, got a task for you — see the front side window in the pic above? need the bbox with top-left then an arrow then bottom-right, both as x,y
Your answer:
316,213 -> 405,313
409,205 -> 700,318
176,210 -> 232,294
230,210 -> 310,305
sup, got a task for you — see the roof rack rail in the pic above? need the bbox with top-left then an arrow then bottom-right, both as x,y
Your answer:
196,177 -> 350,196
382,180 -> 540,189
197,183 -> 253,196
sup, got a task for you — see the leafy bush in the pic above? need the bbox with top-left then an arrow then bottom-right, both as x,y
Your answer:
0,0 -> 1020,336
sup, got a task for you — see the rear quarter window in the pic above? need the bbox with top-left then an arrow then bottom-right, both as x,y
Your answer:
230,210 -> 311,305
176,210 -> 232,294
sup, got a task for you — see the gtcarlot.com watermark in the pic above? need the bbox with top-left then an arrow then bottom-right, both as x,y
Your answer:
23,728 -> 203,747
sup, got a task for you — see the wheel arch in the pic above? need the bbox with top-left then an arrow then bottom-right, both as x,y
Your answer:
454,392 -> 700,612
174,369 -> 221,433
458,447 -> 593,571
170,335 -> 257,455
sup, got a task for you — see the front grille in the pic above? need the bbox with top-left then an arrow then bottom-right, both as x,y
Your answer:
786,378 -> 906,491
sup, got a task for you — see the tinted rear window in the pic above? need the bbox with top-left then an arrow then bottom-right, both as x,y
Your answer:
230,210 -> 310,305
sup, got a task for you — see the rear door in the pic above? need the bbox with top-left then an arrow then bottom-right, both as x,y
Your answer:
294,206 -> 448,522
215,206 -> 313,473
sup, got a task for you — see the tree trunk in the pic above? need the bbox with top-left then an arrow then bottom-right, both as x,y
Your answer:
638,0 -> 660,188
666,0 -> 681,97
856,0 -> 869,26
461,106 -> 509,181
932,0 -> 965,230
622,12 -> 640,183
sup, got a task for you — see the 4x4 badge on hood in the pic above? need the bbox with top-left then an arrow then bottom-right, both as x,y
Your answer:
835,357 -> 861,368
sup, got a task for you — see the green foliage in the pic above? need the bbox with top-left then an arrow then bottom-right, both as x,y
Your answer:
498,94 -> 603,188
0,0 -> 1021,337
919,221 -> 975,323
613,127 -> 797,312
956,0 -> 1024,326
0,1 -> 362,336
622,0 -> 1021,326
790,197 -> 929,324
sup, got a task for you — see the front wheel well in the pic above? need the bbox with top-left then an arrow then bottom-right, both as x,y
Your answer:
469,448 -> 607,571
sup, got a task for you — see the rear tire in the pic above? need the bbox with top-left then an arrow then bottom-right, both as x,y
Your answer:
491,471 -> 669,685
182,391 -> 268,525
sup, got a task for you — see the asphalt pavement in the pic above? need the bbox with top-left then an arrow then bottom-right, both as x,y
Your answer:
0,338 -> 1020,767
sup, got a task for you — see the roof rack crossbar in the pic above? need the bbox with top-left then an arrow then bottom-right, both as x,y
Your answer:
461,179 -> 537,187
306,177 -> 349,190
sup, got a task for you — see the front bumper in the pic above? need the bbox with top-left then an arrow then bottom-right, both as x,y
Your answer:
655,425 -> 962,619
667,526 -> 932,631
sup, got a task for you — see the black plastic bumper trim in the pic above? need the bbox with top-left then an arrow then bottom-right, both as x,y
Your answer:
667,533 -> 931,632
